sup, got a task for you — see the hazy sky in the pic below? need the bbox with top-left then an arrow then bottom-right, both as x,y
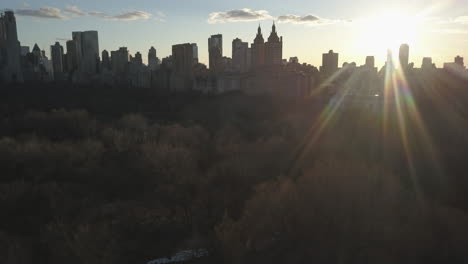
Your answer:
3,0 -> 468,67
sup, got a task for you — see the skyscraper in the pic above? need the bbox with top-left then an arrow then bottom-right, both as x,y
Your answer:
72,30 -> 99,74
192,43 -> 199,64
101,50 -> 110,70
0,11 -> 23,82
399,44 -> 409,69
66,40 -> 80,73
172,43 -> 194,75
148,46 -> 159,70
111,47 -> 129,74
265,23 -> 283,66
50,42 -> 64,77
321,50 -> 339,76
365,56 -> 375,69
208,34 -> 223,71
81,31 -> 99,74
133,52 -> 143,66
232,38 -> 249,72
251,25 -> 265,69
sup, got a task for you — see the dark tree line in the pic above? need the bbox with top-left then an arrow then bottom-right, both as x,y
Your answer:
1,70 -> 468,264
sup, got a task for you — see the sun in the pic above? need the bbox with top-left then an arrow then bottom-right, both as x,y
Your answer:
356,9 -> 423,58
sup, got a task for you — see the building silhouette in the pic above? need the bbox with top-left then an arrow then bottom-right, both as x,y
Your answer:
455,56 -> 464,68
265,22 -> 283,66
133,52 -> 143,66
111,47 -> 129,74
172,43 -> 194,74
444,55 -> 466,70
251,25 -> 266,69
208,34 -> 223,71
421,57 -> 433,70
148,46 -> 159,70
232,38 -> 249,72
72,30 -> 99,75
101,50 -> 110,70
192,44 -> 199,64
20,46 -> 29,56
50,42 -> 64,79
66,40 -> 80,73
365,56 -> 375,69
399,44 -> 409,69
289,57 -> 299,64
0,11 -> 23,82
172,43 -> 195,91
321,50 -> 339,76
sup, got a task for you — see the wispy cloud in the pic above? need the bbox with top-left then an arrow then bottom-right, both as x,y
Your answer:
64,5 -> 86,16
430,16 -> 468,35
15,5 -> 159,22
277,14 -> 342,26
208,9 -> 346,26
88,10 -> 152,21
208,8 -> 272,24
16,7 -> 67,19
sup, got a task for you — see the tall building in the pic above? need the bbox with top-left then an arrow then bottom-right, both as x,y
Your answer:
172,43 -> 194,75
66,40 -> 80,73
133,52 -> 143,66
365,56 -> 375,69
232,38 -> 249,72
192,43 -> 199,64
421,57 -> 433,70
71,32 -> 83,68
455,56 -> 464,68
208,34 -> 223,71
50,42 -> 64,77
101,50 -> 110,70
111,47 -> 129,74
399,44 -> 409,69
148,46 -> 159,70
72,30 -> 99,74
265,23 -> 283,66
321,50 -> 339,76
0,11 -> 23,82
232,38 -> 249,70
251,25 -> 265,69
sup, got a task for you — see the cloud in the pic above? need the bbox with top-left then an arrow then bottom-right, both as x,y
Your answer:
64,5 -> 86,16
433,28 -> 468,35
452,16 -> 468,25
111,11 -> 152,21
89,10 -> 152,21
208,8 -> 272,23
430,16 -> 468,35
16,7 -> 67,19
277,14 -> 341,26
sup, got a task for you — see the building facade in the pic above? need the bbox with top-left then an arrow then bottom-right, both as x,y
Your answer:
232,38 -> 249,72
0,11 -> 23,82
265,23 -> 283,66
50,42 -> 64,78
208,34 -> 223,71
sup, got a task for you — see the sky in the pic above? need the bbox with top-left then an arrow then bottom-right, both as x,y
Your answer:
2,0 -> 468,68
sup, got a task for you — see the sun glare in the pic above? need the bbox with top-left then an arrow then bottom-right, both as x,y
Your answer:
356,10 -> 422,57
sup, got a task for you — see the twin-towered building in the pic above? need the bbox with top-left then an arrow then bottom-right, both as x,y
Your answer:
208,23 -> 283,72
250,23 -> 283,69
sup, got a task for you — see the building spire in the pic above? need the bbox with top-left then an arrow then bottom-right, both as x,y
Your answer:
272,21 -> 276,33
258,23 -> 261,34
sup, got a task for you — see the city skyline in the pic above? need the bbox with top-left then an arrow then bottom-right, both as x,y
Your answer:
2,0 -> 468,67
